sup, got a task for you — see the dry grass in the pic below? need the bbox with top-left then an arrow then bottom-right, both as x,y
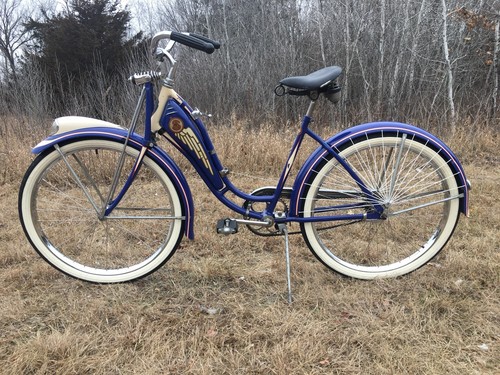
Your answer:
0,116 -> 498,374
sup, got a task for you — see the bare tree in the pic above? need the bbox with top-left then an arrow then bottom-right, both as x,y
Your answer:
316,0 -> 327,67
441,0 -> 456,130
388,0 -> 411,117
376,0 -> 386,115
0,0 -> 29,83
404,0 -> 427,103
493,20 -> 499,118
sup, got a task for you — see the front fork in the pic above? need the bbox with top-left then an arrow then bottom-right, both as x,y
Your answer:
102,146 -> 148,218
101,84 -> 153,219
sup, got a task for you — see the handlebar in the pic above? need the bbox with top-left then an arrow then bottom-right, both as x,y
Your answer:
189,33 -> 221,50
150,30 -> 221,55
170,31 -> 215,54
132,31 -> 221,87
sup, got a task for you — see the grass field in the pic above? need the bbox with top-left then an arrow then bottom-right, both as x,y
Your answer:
0,118 -> 498,374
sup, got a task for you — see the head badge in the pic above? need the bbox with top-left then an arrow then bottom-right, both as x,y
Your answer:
169,118 -> 184,133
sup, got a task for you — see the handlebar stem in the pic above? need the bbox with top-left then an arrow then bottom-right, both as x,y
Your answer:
161,52 -> 177,87
151,33 -> 178,86
151,31 -> 172,54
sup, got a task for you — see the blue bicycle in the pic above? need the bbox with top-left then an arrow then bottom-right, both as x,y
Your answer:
19,31 -> 470,289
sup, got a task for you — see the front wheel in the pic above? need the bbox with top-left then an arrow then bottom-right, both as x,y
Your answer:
300,132 -> 460,279
19,139 -> 185,283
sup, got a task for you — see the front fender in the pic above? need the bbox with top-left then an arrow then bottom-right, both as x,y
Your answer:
32,116 -> 195,239
291,122 -> 470,217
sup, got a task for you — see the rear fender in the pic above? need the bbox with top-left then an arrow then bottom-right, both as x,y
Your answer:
291,122 -> 470,217
32,116 -> 195,239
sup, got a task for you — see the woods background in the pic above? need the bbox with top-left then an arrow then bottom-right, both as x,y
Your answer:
0,0 -> 499,132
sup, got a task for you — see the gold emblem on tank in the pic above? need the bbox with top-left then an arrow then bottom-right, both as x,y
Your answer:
172,123 -> 214,175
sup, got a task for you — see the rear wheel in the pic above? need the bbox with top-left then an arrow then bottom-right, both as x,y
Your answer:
19,139 -> 185,283
300,132 -> 460,279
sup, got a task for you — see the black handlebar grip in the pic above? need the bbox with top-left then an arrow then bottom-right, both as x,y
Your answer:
170,31 -> 215,54
190,33 -> 221,50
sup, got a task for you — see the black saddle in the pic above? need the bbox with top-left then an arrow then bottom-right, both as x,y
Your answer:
280,66 -> 342,91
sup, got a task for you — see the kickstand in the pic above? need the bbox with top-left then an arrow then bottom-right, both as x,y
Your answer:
277,223 -> 293,304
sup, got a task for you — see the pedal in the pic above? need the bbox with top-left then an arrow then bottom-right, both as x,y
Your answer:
216,218 -> 239,235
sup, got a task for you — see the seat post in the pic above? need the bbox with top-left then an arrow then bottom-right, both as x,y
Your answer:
306,100 -> 317,118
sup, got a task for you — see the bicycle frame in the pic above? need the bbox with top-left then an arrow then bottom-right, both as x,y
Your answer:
138,81 -> 384,225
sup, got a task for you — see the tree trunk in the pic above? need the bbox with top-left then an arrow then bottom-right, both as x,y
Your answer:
441,0 -> 456,132
317,0 -> 327,67
389,0 -> 411,117
377,0 -> 386,115
493,20 -> 499,119
342,1 -> 351,123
